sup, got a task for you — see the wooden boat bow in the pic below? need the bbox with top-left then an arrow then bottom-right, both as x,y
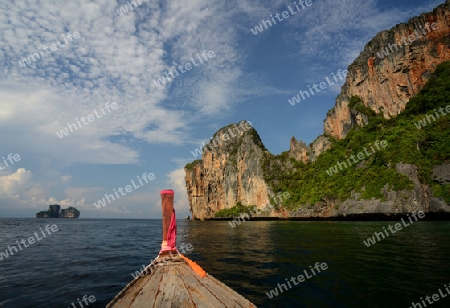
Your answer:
107,189 -> 257,308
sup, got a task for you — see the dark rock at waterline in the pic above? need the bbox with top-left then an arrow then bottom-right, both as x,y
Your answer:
36,204 -> 80,218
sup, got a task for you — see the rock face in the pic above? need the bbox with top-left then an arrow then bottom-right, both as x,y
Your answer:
291,163 -> 450,218
289,1 -> 450,160
185,121 -> 450,219
432,163 -> 450,184
288,137 -> 311,162
60,207 -> 81,218
49,204 -> 60,217
287,135 -> 333,163
323,0 -> 450,141
184,2 -> 450,220
36,205 -> 80,218
185,121 -> 272,219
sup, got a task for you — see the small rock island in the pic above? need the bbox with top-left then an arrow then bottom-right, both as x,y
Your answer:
36,204 -> 80,218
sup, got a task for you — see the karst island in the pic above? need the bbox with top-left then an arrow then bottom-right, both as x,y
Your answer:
36,204 -> 80,218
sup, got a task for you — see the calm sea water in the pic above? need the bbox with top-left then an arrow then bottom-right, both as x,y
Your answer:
0,218 -> 450,308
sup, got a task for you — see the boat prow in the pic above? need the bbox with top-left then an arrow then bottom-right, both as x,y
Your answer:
107,189 -> 256,307
107,250 -> 256,307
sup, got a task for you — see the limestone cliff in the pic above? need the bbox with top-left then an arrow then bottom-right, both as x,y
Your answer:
185,121 -> 272,219
289,135 -> 333,162
184,2 -> 450,220
248,2 -> 450,162
324,0 -> 450,140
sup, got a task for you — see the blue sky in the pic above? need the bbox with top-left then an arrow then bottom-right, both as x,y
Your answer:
0,0 -> 444,219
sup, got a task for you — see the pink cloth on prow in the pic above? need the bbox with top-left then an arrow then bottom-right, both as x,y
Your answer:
160,209 -> 177,253
167,209 -> 177,249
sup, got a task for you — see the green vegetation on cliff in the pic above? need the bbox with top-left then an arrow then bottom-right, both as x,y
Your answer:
263,61 -> 450,210
214,201 -> 257,218
185,159 -> 202,171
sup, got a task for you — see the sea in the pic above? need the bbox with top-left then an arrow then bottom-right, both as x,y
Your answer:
0,218 -> 450,308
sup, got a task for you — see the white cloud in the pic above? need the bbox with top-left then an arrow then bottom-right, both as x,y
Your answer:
0,168 -> 33,199
0,0 -> 273,168
0,168 -> 86,209
61,175 -> 72,183
167,168 -> 190,213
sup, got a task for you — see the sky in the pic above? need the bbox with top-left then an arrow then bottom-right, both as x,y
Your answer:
0,0 -> 444,219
